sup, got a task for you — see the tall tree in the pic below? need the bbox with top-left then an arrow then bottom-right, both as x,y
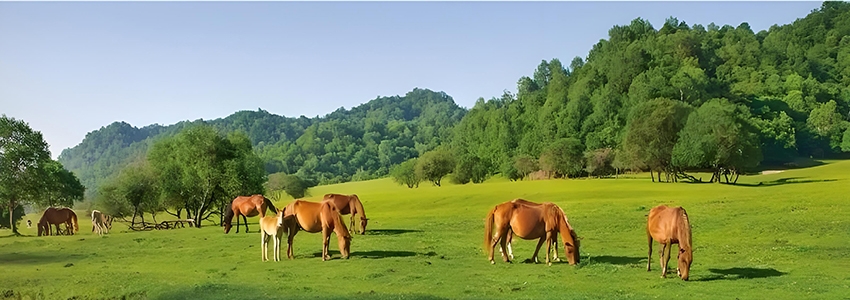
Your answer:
0,115 -> 52,235
621,98 -> 693,182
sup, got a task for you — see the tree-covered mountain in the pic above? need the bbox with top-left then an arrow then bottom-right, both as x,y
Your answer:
450,1 -> 850,181
59,88 -> 465,197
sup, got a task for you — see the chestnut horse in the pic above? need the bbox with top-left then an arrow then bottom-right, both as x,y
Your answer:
322,193 -> 369,234
499,199 -> 560,262
223,194 -> 278,234
647,205 -> 693,281
484,199 -> 580,265
260,208 -> 291,262
283,200 -> 351,261
37,207 -> 78,237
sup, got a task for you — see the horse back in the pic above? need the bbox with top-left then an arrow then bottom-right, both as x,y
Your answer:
647,205 -> 684,243
322,194 -> 353,215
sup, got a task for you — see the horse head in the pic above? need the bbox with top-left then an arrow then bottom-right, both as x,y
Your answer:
359,217 -> 369,235
339,234 -> 352,259
677,247 -> 692,281
563,229 -> 581,265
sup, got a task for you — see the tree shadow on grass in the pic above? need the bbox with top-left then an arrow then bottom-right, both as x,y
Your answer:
696,267 -> 786,282
310,250 -> 418,259
0,252 -> 88,265
365,229 -> 423,236
737,177 -> 838,187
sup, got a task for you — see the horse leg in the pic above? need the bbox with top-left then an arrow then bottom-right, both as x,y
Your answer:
552,234 -> 560,262
506,231 -> 514,260
532,236 -> 545,264
274,234 -> 281,262
544,232 -> 554,265
660,242 -> 671,278
236,214 -> 241,233
322,228 -> 331,261
286,226 -> 298,259
647,235 -> 653,272
497,227 -> 511,263
242,215 -> 250,233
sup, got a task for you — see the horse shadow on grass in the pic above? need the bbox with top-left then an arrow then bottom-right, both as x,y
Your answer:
365,229 -> 423,236
586,255 -> 644,266
696,267 -> 786,282
311,250 -> 418,259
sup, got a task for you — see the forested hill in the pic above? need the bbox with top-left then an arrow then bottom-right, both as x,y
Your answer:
58,88 -> 466,197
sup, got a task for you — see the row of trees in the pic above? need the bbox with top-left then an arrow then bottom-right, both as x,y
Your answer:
94,125 -> 267,227
0,115 -> 85,234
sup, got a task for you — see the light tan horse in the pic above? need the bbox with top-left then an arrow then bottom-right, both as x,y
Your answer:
260,208 -> 291,262
646,205 -> 693,281
283,200 -> 351,261
37,207 -> 78,237
322,193 -> 369,234
484,199 -> 580,265
91,210 -> 112,236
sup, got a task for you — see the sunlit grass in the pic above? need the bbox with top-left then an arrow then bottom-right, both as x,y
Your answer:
2,160 -> 849,299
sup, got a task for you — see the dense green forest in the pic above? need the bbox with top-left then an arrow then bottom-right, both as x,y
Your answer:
60,2 -> 850,197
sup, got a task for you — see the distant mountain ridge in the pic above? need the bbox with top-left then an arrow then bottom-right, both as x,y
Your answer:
58,88 -> 467,198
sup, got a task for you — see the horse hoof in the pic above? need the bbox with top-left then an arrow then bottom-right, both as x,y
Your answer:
548,262 -> 552,266
490,260 -> 495,265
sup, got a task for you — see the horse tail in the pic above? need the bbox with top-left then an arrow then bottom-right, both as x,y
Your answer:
70,211 -> 79,233
264,196 -> 278,215
484,206 -> 496,254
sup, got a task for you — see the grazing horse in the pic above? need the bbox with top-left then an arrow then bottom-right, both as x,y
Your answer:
223,194 -> 278,234
26,220 -> 32,228
37,207 -> 78,237
484,199 -> 580,265
646,205 -> 693,281
91,210 -> 112,236
283,200 -> 351,261
499,199 -> 561,262
322,193 -> 369,234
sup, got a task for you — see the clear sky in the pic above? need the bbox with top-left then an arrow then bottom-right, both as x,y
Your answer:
0,1 -> 822,158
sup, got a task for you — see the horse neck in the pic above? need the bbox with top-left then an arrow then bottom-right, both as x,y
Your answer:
353,197 -> 366,218
557,212 -> 576,245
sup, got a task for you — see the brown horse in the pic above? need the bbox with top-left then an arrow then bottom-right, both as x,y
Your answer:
646,205 -> 693,281
37,207 -> 78,237
484,199 -> 580,265
283,200 -> 351,261
499,199 -> 561,262
224,194 -> 278,234
322,193 -> 369,234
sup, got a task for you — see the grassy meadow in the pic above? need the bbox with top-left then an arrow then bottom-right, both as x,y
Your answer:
2,160 -> 849,299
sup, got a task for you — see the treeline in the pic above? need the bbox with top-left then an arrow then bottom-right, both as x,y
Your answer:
60,2 -> 850,199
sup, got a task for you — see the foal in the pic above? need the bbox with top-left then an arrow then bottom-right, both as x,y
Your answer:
260,209 -> 289,262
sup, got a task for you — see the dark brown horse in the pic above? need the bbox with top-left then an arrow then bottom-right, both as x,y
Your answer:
646,205 -> 693,281
224,194 -> 278,234
283,199 -> 351,261
484,199 -> 580,265
322,193 -> 369,234
37,207 -> 78,237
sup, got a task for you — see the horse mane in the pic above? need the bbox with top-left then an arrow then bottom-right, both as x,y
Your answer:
351,194 -> 367,219
263,196 -> 278,215
678,208 -> 692,252
223,199 -> 235,225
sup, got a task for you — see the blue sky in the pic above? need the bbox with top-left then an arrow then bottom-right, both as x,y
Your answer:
0,1 -> 822,158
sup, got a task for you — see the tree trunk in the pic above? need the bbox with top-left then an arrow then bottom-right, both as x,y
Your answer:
733,172 -> 740,184
9,200 -> 19,235
651,170 -> 655,182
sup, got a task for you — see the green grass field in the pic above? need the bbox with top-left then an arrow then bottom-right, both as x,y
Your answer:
2,160 -> 849,299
